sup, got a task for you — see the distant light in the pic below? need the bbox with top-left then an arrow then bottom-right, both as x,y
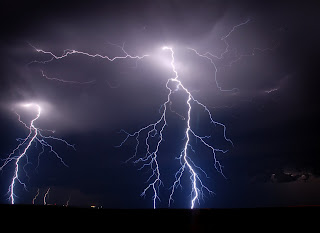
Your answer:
90,205 -> 103,209
162,46 -> 171,50
21,103 -> 34,108
20,103 -> 42,113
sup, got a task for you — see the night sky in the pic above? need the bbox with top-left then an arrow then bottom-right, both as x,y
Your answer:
0,0 -> 319,208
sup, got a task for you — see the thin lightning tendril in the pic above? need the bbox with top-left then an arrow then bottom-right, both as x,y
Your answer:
40,70 -> 96,85
187,19 -> 277,92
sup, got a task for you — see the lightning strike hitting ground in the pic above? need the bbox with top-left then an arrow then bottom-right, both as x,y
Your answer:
0,103 -> 75,204
32,188 -> 40,204
29,42 -> 149,65
117,46 -> 233,209
117,19 -> 277,208
43,187 -> 50,205
41,70 -> 96,85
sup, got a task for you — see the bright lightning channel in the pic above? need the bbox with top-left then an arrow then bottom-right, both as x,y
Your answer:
0,103 -> 75,204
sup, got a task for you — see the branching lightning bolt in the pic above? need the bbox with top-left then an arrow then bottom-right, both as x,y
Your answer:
43,187 -> 50,205
117,19 -> 275,209
187,19 -> 277,92
0,103 -> 75,204
28,42 -> 149,64
117,46 -> 232,209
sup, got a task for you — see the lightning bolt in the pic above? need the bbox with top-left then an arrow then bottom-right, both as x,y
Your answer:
28,42 -> 149,86
0,103 -> 75,204
32,188 -> 40,204
28,42 -> 149,64
117,19 -> 276,208
117,46 -> 232,209
43,187 -> 50,205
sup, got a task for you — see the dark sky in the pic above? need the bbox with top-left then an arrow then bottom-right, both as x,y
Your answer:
0,0 -> 320,208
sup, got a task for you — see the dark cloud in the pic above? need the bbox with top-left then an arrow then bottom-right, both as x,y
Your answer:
271,172 -> 301,183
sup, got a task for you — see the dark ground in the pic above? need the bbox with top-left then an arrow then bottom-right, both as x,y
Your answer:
1,204 -> 318,231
